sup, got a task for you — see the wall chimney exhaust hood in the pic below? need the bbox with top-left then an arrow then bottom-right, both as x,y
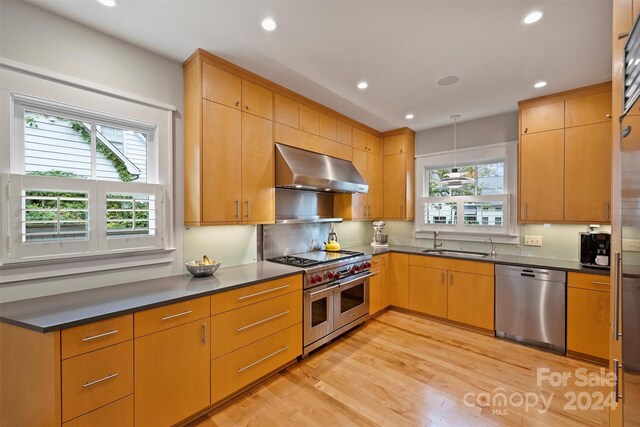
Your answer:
275,143 -> 368,194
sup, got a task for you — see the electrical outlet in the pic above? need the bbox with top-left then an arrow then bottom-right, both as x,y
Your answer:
524,235 -> 543,247
623,239 -> 640,252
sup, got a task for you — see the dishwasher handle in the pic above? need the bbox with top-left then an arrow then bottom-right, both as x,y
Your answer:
495,264 -> 566,283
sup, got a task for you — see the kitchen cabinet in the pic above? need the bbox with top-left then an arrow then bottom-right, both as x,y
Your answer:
184,53 -> 274,226
518,83 -> 612,224
389,253 -> 409,309
564,122 -> 612,222
408,255 -> 495,331
274,94 -> 299,128
300,104 -> 320,135
134,319 -> 210,427
319,112 -> 337,141
275,124 -> 353,161
567,272 -> 610,363
369,254 -> 389,315
519,129 -> 565,222
334,146 -> 382,219
382,129 -> 415,220
336,120 -> 352,145
63,396 -> 133,427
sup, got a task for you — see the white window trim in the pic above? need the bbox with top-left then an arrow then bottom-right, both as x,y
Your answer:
414,141 -> 519,243
0,65 -> 175,282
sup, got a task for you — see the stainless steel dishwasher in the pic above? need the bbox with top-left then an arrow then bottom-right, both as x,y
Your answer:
495,264 -> 567,354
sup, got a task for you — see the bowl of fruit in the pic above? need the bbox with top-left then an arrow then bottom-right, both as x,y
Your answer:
185,255 -> 220,277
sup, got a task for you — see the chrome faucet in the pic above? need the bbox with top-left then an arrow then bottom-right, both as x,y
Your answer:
433,231 -> 443,250
484,238 -> 497,256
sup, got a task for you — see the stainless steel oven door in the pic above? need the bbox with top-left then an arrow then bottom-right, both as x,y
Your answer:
333,272 -> 372,331
303,283 -> 338,347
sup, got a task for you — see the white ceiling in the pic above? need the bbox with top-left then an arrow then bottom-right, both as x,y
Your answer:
25,0 -> 612,132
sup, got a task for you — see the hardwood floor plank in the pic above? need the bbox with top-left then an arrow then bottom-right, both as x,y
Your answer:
188,310 -> 609,427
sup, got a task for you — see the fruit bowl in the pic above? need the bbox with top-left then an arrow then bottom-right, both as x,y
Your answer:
185,260 -> 220,277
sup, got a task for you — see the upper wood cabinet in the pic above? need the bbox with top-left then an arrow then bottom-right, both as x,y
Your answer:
336,120 -> 352,145
184,52 -> 274,226
319,112 -> 337,140
333,146 -> 381,219
382,129 -> 415,220
274,94 -> 299,128
521,101 -> 564,134
299,104 -> 320,135
518,83 -> 612,224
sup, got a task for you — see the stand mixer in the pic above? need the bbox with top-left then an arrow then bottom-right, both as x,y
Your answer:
371,221 -> 389,248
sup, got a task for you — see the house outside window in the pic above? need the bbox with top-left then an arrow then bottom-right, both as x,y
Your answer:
415,142 -> 518,241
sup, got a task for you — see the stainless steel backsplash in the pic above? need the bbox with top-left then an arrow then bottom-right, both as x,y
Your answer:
262,222 -> 331,259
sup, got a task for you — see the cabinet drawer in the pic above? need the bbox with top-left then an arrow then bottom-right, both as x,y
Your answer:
568,272 -> 610,292
211,274 -> 302,315
210,291 -> 302,358
62,315 -> 133,359
371,254 -> 387,267
63,395 -> 133,427
62,341 -> 133,422
211,323 -> 302,404
409,255 -> 494,276
134,296 -> 209,337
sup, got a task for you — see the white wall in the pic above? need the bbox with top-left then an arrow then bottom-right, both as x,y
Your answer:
0,1 -> 185,302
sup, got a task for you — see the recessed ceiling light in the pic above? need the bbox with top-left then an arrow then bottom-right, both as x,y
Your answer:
534,81 -> 548,88
97,0 -> 117,6
405,113 -> 414,119
357,81 -> 368,90
523,10 -> 544,24
261,17 -> 277,31
437,75 -> 460,86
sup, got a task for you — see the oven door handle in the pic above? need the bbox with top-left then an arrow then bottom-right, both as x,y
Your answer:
306,284 -> 339,297
336,272 -> 374,287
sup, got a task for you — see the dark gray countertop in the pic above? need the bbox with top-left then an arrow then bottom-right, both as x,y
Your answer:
349,245 -> 611,276
0,262 -> 302,333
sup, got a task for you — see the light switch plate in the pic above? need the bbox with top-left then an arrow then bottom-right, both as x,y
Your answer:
623,239 -> 640,252
524,235 -> 543,247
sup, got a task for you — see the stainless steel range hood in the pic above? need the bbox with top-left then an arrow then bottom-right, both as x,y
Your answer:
275,143 -> 368,194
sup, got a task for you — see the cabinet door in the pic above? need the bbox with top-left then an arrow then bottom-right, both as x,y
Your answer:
352,127 -> 369,152
409,266 -> 447,318
202,100 -> 242,222
520,129 -> 564,222
447,272 -> 494,330
389,253 -> 409,308
299,104 -> 320,135
367,152 -> 383,219
319,112 -> 337,141
274,94 -> 299,128
241,80 -> 273,120
383,134 -> 406,156
336,121 -> 352,146
567,287 -> 610,360
350,148 -> 368,219
367,134 -> 381,156
369,265 -> 383,315
202,63 -> 241,110
565,92 -> 612,127
564,122 -> 612,222
134,319 -> 210,427
241,113 -> 274,223
383,153 -> 406,219
521,101 -> 564,134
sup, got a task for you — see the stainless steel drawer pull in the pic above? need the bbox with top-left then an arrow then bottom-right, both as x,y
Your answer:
614,252 -> 622,341
237,284 -> 290,301
237,311 -> 290,332
82,329 -> 119,342
614,359 -> 623,402
237,346 -> 289,373
161,310 -> 193,321
619,32 -> 630,40
605,202 -> 610,221
591,281 -> 609,286
82,373 -> 118,388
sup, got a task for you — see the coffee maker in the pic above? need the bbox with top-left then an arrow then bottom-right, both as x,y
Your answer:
579,232 -> 611,269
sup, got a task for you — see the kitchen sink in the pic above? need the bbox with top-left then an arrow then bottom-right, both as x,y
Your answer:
422,249 -> 491,258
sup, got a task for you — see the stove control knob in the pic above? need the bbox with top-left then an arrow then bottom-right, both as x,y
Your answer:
365,262 -> 371,268
327,272 -> 334,279
354,265 -> 360,272
310,276 -> 317,284
315,275 -> 322,282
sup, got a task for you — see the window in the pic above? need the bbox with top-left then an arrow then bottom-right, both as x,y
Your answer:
415,142 -> 518,239
4,95 -> 164,262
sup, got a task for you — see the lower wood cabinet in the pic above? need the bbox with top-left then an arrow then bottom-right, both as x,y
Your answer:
63,396 -> 133,427
408,255 -> 495,331
211,324 -> 302,404
369,254 -> 389,315
134,319 -> 210,427
388,253 -> 409,308
567,272 -> 610,362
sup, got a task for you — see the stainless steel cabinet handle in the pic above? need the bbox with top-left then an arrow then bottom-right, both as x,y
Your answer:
161,310 -> 193,321
235,200 -> 240,219
82,329 -> 119,342
202,322 -> 207,345
524,203 -> 528,220
619,32 -> 630,40
614,252 -> 622,341
441,272 -> 445,284
235,100 -> 240,107
245,200 -> 250,219
237,284 -> 290,301
237,311 -> 290,332
245,105 -> 249,110
83,373 -> 118,388
524,127 -> 528,134
623,126 -> 632,138
606,114 -> 612,119
237,346 -> 289,373
614,359 -> 623,402
591,281 -> 609,286
306,284 -> 339,297
450,273 -> 454,285
605,202 -> 610,221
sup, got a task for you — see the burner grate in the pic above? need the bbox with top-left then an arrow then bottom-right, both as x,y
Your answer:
268,256 -> 321,267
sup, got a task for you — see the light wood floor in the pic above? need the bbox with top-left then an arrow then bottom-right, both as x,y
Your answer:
190,310 -> 610,426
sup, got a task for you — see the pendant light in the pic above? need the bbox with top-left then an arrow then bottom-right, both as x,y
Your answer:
440,115 -> 474,189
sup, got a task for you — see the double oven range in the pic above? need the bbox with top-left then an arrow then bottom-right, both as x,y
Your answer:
269,250 -> 372,356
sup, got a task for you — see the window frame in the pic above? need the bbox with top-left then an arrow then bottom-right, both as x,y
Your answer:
414,141 -> 519,242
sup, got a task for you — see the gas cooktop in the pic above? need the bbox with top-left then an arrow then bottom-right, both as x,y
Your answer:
268,250 -> 364,267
